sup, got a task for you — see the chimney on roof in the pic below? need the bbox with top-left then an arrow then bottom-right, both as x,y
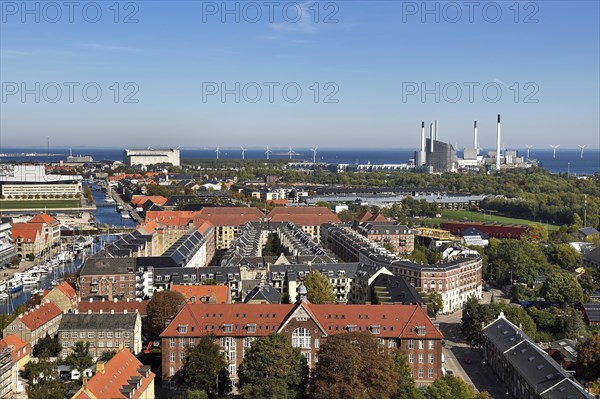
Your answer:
89,298 -> 93,302
88,310 -> 92,314
110,309 -> 114,314
124,310 -> 127,314
99,309 -> 103,314
35,304 -> 40,309
96,362 -> 105,375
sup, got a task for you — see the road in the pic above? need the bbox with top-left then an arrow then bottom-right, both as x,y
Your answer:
435,288 -> 515,399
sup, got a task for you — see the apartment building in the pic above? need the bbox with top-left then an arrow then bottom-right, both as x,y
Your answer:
266,207 -> 340,242
0,335 -> 28,397
357,222 -> 415,254
2,301 -> 63,348
160,300 -> 443,388
59,311 -> 143,358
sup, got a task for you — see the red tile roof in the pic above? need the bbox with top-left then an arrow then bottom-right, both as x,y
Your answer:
78,300 -> 149,316
161,302 -> 442,340
267,207 -> 340,226
0,334 -> 29,362
18,301 -> 62,331
11,223 -> 43,243
74,349 -> 155,399
29,213 -> 59,226
170,284 -> 229,304
196,221 -> 214,236
266,199 -> 289,206
131,196 -> 168,207
56,281 -> 77,300
194,207 -> 264,227
145,211 -> 200,228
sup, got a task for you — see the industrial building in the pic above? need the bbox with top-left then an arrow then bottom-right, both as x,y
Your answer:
0,164 -> 82,198
123,148 -> 180,167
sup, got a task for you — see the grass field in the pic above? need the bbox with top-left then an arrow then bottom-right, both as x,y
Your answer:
0,200 -> 81,210
415,209 -> 560,231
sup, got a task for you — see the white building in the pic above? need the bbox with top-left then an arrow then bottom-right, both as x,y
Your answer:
123,148 -> 180,167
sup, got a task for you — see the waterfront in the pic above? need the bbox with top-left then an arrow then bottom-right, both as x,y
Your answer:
1,147 -> 598,175
89,184 -> 137,229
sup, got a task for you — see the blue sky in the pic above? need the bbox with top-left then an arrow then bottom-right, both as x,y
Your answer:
1,0 -> 599,149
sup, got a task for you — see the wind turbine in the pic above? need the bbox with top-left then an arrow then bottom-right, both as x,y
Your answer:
550,145 -> 559,159
215,145 -> 221,159
525,145 -> 532,159
287,146 -> 295,160
265,146 -> 272,160
310,146 -> 318,163
578,144 -> 586,159
240,146 -> 247,160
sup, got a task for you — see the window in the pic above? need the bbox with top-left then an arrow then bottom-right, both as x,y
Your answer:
243,337 -> 255,348
180,352 -> 185,361
416,325 -> 426,335
80,332 -> 85,339
88,332 -> 94,339
419,340 -> 424,349
170,352 -> 175,362
303,352 -> 311,363
180,338 -> 185,347
62,332 -> 68,339
315,339 -> 320,349
115,332 -> 121,339
371,325 -> 380,334
428,340 -> 434,350
292,328 -> 311,349
418,354 -> 424,363
169,367 -> 175,377
428,354 -> 434,363
388,340 -> 396,348
107,332 -> 113,338
229,364 -> 236,376
124,332 -> 130,338
170,338 -> 175,348
107,340 -> 113,348
62,341 -> 68,348
408,339 -> 414,349
177,325 -> 188,334
71,332 -> 77,338
223,324 -> 233,333
418,368 -> 424,379
409,353 -> 414,363
428,368 -> 434,378
246,324 -> 256,333
98,332 -> 105,338
125,341 -> 131,348
188,338 -> 195,346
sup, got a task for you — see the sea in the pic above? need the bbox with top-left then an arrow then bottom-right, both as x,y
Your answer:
1,147 -> 598,176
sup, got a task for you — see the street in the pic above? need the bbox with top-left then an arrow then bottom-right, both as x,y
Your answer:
435,288 -> 514,399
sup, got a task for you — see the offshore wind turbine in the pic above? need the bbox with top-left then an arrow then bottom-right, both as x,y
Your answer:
215,145 -> 221,159
287,146 -> 295,160
265,146 -> 272,160
240,146 -> 247,160
578,144 -> 586,159
311,146 -> 318,163
550,145 -> 559,159
525,145 -> 532,159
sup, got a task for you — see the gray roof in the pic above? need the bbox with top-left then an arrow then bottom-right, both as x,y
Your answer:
540,379 -> 594,399
162,229 -> 211,267
579,227 -> 599,236
244,283 -> 281,304
583,303 -> 600,323
583,246 -> 600,263
79,257 -> 136,276
59,312 -> 138,330
370,274 -> 424,305
483,316 -> 527,353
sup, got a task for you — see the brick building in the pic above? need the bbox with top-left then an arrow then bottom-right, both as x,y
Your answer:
266,207 -> 340,242
2,301 -> 62,348
43,281 -> 77,312
356,222 -> 415,254
160,299 -> 443,388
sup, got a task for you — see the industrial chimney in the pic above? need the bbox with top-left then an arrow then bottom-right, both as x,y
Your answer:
473,120 -> 478,155
419,121 -> 426,165
429,123 -> 434,152
496,114 -> 501,171
434,120 -> 439,140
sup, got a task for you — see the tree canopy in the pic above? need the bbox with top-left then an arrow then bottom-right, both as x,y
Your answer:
541,272 -> 585,304
147,290 -> 187,335
309,332 -> 397,399
32,334 -> 61,357
392,351 -> 424,399
426,375 -> 492,399
238,333 -> 308,399
64,341 -> 94,378
577,335 -> 600,381
303,271 -> 335,304
179,335 -> 231,398
21,358 -> 66,399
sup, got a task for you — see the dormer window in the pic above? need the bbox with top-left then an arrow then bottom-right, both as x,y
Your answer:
247,324 -> 256,333
371,325 -> 380,334
416,325 -> 426,335
223,324 -> 233,333
177,325 -> 187,334
347,325 -> 356,332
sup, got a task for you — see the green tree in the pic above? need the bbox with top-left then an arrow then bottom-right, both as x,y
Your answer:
545,243 -> 582,270
426,375 -> 488,399
577,335 -> 600,381
238,333 -> 308,399
100,349 -> 118,362
303,271 -> 335,304
392,351 -> 424,399
64,341 -> 94,378
428,290 -> 444,316
32,334 -> 61,357
179,335 -> 231,398
21,358 -> 66,399
541,272 -> 585,304
176,390 -> 209,399
147,290 -> 187,335
309,332 -> 397,399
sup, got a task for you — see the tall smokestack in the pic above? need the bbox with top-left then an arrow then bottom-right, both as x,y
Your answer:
429,123 -> 434,152
473,120 -> 478,154
434,120 -> 438,140
496,114 -> 501,171
421,121 -> 426,152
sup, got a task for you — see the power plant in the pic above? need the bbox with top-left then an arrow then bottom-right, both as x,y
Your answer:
414,114 -> 531,173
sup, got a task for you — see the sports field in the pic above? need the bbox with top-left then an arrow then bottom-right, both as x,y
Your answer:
439,209 -> 560,231
0,200 -> 81,210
